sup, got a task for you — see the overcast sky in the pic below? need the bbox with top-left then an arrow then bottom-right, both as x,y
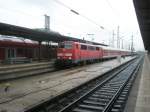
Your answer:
0,0 -> 145,50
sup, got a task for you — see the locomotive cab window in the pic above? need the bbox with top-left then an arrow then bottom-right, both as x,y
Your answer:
59,42 -> 72,49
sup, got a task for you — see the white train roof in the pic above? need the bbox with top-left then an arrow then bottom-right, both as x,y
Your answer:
100,46 -> 131,52
59,41 -> 131,52
76,41 -> 131,52
0,35 -> 38,44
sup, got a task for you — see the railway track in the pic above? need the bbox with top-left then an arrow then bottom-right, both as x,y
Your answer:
25,55 -> 143,112
0,57 -> 124,82
0,61 -> 55,81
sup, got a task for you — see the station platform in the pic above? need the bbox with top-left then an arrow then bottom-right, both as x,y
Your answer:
0,60 -> 55,81
124,53 -> 150,112
133,54 -> 150,112
0,56 -> 134,112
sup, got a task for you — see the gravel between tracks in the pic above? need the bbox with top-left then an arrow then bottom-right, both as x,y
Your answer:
0,57 -> 134,112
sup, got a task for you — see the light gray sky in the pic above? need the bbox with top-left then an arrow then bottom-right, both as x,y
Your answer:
0,0 -> 145,50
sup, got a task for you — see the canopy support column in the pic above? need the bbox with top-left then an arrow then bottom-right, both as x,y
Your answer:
38,41 -> 41,61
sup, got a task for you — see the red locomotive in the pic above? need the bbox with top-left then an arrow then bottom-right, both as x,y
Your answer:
56,41 -> 131,66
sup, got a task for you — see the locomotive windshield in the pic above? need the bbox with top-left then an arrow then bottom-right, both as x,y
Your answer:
59,42 -> 72,49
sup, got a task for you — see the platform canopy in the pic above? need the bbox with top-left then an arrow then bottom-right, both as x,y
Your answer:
0,22 -> 107,46
133,0 -> 150,52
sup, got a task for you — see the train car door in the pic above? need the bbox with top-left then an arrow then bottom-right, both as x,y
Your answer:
75,43 -> 80,61
100,47 -> 103,58
6,48 -> 16,59
0,48 -> 5,60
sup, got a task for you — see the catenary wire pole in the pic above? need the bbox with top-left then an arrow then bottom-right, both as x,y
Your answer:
117,26 -> 120,48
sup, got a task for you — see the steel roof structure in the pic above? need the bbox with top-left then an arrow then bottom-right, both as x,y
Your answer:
133,0 -> 150,52
0,22 -> 107,46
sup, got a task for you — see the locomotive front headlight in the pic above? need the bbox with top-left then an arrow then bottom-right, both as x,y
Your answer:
69,57 -> 72,59
58,53 -> 63,56
65,53 -> 72,56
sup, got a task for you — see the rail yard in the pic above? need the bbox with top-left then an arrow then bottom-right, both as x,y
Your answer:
0,0 -> 150,112
0,56 -> 137,112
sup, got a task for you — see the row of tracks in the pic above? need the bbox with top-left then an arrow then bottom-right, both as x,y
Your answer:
25,55 -> 143,112
0,58 -> 128,104
0,58 -> 113,82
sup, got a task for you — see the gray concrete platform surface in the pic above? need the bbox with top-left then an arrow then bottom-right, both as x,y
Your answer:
0,56 -> 134,112
134,54 -> 150,112
0,60 -> 55,81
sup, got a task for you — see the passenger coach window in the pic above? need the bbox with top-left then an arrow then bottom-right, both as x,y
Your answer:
81,45 -> 87,50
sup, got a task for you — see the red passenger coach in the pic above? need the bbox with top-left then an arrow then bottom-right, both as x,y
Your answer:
0,36 -> 57,64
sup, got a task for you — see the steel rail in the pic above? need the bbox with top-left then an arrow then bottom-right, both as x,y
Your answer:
58,56 -> 142,112
25,57 -> 138,112
102,56 -> 143,112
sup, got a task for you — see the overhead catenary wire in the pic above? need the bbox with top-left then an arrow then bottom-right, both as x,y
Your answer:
53,0 -> 104,30
105,0 -> 120,18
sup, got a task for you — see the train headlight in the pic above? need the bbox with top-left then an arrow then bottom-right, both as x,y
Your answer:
57,53 -> 63,56
69,57 -> 72,59
65,53 -> 72,56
